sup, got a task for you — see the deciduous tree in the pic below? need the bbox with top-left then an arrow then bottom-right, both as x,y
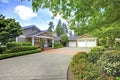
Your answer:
0,14 -> 23,45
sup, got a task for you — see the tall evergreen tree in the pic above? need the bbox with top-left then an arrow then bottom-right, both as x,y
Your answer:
55,19 -> 64,37
48,21 -> 54,32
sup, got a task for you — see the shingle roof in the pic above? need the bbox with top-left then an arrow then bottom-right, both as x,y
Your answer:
26,30 -> 47,36
23,25 -> 41,31
68,36 -> 78,40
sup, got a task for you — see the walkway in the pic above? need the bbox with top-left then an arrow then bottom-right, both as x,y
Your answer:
0,47 -> 91,80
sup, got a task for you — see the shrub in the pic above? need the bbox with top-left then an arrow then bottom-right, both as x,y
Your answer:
0,49 -> 41,60
116,77 -> 120,80
87,46 -> 104,63
70,52 -> 114,80
54,42 -> 63,48
5,46 -> 38,53
22,42 -> 32,46
6,42 -> 22,49
97,50 -> 120,76
0,46 -> 6,54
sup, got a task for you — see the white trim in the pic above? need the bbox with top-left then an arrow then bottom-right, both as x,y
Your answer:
52,39 -> 54,48
19,35 -> 26,38
16,37 -> 19,42
35,36 -> 53,39
32,36 -> 34,46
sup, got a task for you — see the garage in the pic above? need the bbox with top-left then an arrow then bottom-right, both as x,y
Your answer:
69,41 -> 76,47
77,39 -> 97,47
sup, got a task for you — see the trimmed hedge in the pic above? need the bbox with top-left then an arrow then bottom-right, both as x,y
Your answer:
0,49 -> 41,60
6,42 -> 23,49
6,42 -> 32,49
5,46 -> 38,53
22,42 -> 32,46
0,46 -> 6,54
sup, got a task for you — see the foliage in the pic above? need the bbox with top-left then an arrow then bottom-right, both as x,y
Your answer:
91,26 -> 120,48
87,46 -> 105,63
0,49 -> 40,60
98,37 -> 107,46
60,34 -> 68,46
31,0 -> 120,46
48,21 -> 54,32
97,50 -> 120,76
6,42 -> 32,49
70,52 -> 113,80
5,46 -> 38,53
0,14 -> 23,45
40,39 -> 45,47
0,46 -> 6,54
6,42 -> 23,49
55,19 -> 64,36
116,77 -> 120,80
22,42 -> 32,46
54,42 -> 63,48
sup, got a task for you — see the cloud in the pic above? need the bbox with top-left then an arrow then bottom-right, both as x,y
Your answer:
14,5 -> 38,21
0,0 -> 9,3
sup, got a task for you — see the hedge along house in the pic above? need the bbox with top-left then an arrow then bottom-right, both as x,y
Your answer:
68,34 -> 98,47
16,25 -> 54,48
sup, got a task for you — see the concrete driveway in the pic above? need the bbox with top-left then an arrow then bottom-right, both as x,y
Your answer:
0,47 -> 91,80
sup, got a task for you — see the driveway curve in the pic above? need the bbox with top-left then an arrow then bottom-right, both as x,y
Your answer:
0,47 -> 90,80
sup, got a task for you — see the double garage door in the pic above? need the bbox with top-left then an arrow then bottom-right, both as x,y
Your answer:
78,40 -> 96,47
69,40 -> 96,47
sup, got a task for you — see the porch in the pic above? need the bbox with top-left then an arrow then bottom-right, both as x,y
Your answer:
26,36 -> 54,48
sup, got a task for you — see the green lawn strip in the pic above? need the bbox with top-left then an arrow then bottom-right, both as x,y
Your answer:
0,49 -> 41,60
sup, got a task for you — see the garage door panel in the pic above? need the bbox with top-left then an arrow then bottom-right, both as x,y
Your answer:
78,40 -> 86,47
69,41 -> 76,47
87,40 -> 96,47
78,40 -> 96,47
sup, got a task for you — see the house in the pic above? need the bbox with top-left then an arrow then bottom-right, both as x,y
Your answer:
55,34 -> 98,47
69,34 -> 98,47
16,25 -> 54,48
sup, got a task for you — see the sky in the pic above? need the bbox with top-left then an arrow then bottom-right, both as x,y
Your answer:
0,0 -> 67,30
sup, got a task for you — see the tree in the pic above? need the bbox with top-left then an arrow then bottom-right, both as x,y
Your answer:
31,0 -> 120,47
48,21 -> 54,32
91,25 -> 120,48
55,19 -> 64,36
62,23 -> 68,33
0,14 -> 23,45
61,34 -> 68,46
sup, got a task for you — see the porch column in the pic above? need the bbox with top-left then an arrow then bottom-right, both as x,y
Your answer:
52,39 -> 54,48
44,38 -> 48,48
32,36 -> 35,46
16,37 -> 19,42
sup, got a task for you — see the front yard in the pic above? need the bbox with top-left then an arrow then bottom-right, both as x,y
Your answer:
0,42 -> 41,60
70,46 -> 120,80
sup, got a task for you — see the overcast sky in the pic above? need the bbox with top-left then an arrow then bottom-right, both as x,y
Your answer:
0,0 -> 67,30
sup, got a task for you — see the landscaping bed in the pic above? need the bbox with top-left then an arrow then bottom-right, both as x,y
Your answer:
69,46 -> 120,80
0,42 -> 41,60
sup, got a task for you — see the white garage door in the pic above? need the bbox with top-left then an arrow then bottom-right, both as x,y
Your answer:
78,40 -> 96,47
78,40 -> 86,47
86,40 -> 96,47
69,41 -> 76,47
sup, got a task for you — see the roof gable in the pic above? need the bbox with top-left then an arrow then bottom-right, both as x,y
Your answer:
23,25 -> 41,31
